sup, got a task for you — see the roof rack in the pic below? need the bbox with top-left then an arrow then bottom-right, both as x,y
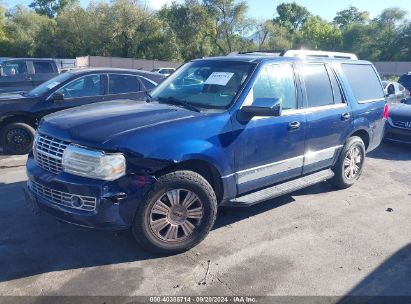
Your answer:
237,49 -> 358,60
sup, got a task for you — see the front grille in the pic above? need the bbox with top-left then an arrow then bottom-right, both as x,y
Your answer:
393,121 -> 411,129
28,179 -> 97,212
35,133 -> 70,174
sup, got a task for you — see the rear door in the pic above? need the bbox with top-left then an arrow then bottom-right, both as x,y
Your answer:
299,63 -> 351,174
31,60 -> 59,87
103,73 -> 146,101
0,60 -> 32,93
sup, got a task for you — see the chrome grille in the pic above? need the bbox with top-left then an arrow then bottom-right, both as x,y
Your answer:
28,179 -> 96,212
35,133 -> 69,174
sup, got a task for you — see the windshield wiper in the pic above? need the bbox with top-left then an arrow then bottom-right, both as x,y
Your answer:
157,96 -> 200,113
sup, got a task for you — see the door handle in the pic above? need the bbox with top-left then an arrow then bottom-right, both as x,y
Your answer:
341,112 -> 351,121
288,121 -> 301,130
25,76 -> 32,81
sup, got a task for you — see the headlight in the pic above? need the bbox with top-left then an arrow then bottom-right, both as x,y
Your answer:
62,145 -> 126,181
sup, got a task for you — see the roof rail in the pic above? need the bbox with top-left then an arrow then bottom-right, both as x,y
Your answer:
236,49 -> 358,60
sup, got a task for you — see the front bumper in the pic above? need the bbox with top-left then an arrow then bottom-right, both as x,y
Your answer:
384,122 -> 411,145
25,156 -> 155,231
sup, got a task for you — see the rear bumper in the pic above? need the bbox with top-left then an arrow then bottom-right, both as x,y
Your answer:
25,156 -> 155,231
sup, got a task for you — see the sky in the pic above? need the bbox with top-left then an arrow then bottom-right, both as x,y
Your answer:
4,0 -> 411,21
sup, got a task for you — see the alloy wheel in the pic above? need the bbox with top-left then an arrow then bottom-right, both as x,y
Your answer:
343,146 -> 363,180
149,189 -> 204,243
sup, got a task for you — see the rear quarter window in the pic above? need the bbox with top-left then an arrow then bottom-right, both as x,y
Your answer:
341,64 -> 384,102
33,61 -> 54,74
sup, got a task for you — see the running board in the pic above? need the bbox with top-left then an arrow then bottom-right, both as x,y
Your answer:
228,169 -> 334,206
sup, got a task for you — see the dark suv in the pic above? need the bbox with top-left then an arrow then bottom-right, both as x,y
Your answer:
24,53 -> 387,254
0,58 -> 60,94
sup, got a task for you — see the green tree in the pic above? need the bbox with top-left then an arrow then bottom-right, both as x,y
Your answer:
297,16 -> 342,50
29,0 -> 76,18
203,0 -> 253,54
255,20 -> 292,50
158,0 -> 215,61
0,5 -> 56,57
273,2 -> 311,32
333,6 -> 369,29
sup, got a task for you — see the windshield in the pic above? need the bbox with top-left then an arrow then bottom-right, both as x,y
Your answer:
26,72 -> 73,97
150,60 -> 255,109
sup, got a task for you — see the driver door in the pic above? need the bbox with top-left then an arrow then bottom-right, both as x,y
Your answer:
232,63 -> 306,195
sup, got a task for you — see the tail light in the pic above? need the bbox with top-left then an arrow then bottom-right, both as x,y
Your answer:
383,103 -> 389,119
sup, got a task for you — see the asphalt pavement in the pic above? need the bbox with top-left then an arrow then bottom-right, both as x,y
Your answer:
0,142 -> 410,297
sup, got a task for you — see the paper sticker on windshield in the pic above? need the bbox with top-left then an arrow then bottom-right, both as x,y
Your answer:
204,72 -> 234,86
46,82 -> 60,89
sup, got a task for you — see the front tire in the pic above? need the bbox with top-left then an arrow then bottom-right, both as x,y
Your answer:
132,170 -> 217,254
1,122 -> 35,155
329,136 -> 366,189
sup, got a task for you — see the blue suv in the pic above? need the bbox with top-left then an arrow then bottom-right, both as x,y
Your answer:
24,53 -> 387,253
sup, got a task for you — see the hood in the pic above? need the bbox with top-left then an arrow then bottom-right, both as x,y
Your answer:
389,103 -> 411,121
40,100 -> 199,147
0,93 -> 27,101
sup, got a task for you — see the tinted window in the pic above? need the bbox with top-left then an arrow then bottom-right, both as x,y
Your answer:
140,77 -> 156,90
252,64 -> 297,110
302,64 -> 334,107
108,74 -> 141,94
33,61 -> 54,74
341,64 -> 384,102
328,67 -> 344,103
57,74 -> 102,98
1,61 -> 27,76
387,84 -> 395,95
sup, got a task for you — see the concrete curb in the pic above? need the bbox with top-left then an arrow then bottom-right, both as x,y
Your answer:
0,155 -> 27,168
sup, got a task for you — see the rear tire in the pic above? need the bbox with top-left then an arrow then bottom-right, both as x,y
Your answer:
329,136 -> 366,189
132,170 -> 217,254
1,122 -> 35,155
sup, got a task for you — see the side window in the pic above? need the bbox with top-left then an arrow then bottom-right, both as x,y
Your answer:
140,77 -> 156,90
341,64 -> 384,102
0,61 -> 28,76
327,67 -> 344,104
108,74 -> 141,94
398,84 -> 405,92
252,64 -> 297,110
387,84 -> 395,95
33,61 -> 54,74
302,64 -> 334,107
57,74 -> 102,98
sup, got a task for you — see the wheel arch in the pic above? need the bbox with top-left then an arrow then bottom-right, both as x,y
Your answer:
0,113 -> 37,129
349,128 -> 370,150
154,159 -> 224,203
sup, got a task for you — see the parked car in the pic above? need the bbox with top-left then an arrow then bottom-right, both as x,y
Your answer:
382,81 -> 410,104
0,68 -> 164,154
152,67 -> 176,77
385,98 -> 411,144
24,53 -> 387,254
0,58 -> 60,94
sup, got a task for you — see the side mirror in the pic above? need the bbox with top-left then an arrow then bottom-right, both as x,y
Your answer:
241,97 -> 282,117
52,92 -> 64,102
